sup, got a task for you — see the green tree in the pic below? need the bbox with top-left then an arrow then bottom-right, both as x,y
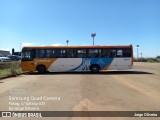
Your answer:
156,56 -> 160,59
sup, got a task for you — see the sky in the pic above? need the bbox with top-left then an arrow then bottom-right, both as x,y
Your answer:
0,0 -> 160,57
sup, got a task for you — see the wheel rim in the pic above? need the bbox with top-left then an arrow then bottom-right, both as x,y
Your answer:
92,66 -> 99,72
93,67 -> 98,71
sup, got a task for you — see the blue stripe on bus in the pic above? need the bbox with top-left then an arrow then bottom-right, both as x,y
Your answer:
71,58 -> 114,71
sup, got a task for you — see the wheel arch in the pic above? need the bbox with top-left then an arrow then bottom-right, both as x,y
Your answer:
36,64 -> 46,73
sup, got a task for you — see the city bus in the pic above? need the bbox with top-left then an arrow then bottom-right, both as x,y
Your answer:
21,45 -> 133,73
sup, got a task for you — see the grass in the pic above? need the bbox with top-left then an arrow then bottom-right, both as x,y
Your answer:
0,61 -> 22,78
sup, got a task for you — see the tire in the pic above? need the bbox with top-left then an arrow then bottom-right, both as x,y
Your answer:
90,65 -> 100,73
37,65 -> 46,73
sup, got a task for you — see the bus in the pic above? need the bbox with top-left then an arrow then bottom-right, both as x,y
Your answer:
21,45 -> 133,73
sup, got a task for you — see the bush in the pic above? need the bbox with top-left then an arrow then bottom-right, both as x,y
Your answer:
134,57 -> 159,63
134,57 -> 147,62
147,58 -> 157,63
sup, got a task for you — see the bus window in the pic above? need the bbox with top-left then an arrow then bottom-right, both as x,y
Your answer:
36,49 -> 46,58
117,49 -> 131,57
60,49 -> 67,58
102,49 -> 116,58
112,50 -> 116,57
66,49 -> 75,58
77,49 -> 86,58
99,49 -> 102,57
88,49 -> 99,58
117,49 -> 123,57
46,49 -> 58,58
123,48 -> 131,57
46,49 -> 51,58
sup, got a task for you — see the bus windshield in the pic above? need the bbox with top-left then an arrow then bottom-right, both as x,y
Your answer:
22,49 -> 33,61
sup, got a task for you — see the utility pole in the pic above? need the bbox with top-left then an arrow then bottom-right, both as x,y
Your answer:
136,45 -> 139,61
66,40 -> 69,46
91,33 -> 96,46
140,52 -> 142,61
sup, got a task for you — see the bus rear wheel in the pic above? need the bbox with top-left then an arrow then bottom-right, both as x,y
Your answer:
90,65 -> 100,73
37,65 -> 46,73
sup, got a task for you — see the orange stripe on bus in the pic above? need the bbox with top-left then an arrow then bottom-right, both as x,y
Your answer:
103,63 -> 112,70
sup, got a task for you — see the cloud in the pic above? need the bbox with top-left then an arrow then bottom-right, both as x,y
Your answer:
21,43 -> 62,47
21,43 -> 33,47
51,43 -> 61,46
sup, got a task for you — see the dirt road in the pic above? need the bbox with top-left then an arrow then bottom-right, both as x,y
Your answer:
0,62 -> 160,120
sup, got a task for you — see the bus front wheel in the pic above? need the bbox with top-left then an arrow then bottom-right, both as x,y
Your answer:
90,65 -> 100,73
37,65 -> 46,73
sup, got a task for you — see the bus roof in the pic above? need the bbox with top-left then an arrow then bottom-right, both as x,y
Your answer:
22,45 -> 132,49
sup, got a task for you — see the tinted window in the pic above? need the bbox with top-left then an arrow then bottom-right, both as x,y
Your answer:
46,49 -> 59,58
66,49 -> 76,58
99,49 -> 102,57
102,49 -> 116,58
116,49 -> 132,57
22,50 -> 33,61
36,49 -> 46,58
60,49 -> 66,58
77,49 -> 86,58
88,49 -> 99,58
117,49 -> 123,57
123,48 -> 131,57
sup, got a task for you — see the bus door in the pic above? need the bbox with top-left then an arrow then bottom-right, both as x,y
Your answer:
116,49 -> 132,70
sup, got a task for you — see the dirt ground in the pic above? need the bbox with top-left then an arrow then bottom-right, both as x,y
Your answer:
0,62 -> 160,120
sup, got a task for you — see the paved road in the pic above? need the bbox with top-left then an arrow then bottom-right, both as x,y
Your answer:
0,62 -> 160,120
